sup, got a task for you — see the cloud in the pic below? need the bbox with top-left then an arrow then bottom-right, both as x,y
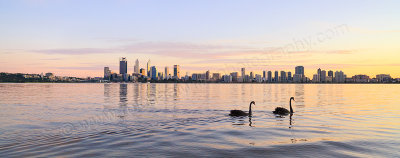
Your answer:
33,48 -> 115,55
30,41 -> 359,66
55,66 -> 103,70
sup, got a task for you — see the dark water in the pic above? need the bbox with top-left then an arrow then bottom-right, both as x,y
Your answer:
0,83 -> 399,157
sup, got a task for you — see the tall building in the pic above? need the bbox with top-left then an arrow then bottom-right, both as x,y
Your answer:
274,71 -> 279,82
321,70 -> 327,83
174,65 -> 180,79
165,66 -> 169,80
104,67 -> 111,79
119,57 -> 127,75
150,66 -> 157,80
267,71 -> 272,82
280,71 -> 286,82
206,70 -> 210,80
295,66 -> 305,76
147,60 -> 151,77
295,66 -> 304,81
230,72 -> 238,82
263,71 -> 266,79
288,71 -> 292,82
317,68 -> 322,82
334,71 -> 346,83
250,72 -> 254,80
328,70 -> 334,77
134,59 -> 139,74
241,68 -> 246,80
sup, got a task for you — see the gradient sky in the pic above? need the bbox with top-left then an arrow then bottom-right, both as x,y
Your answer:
1,0 -> 400,78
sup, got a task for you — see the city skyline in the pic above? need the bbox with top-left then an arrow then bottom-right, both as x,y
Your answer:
96,57 -> 396,83
1,1 -> 400,78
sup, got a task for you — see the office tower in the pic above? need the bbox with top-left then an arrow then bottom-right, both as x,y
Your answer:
104,67 -> 111,79
263,71 -> 266,79
165,66 -> 169,79
317,68 -> 322,82
295,66 -> 305,83
280,71 -> 286,82
119,57 -> 127,75
174,65 -> 180,79
140,68 -> 146,76
150,66 -> 157,80
295,66 -> 305,76
230,72 -> 238,82
334,71 -> 346,83
134,59 -> 139,74
288,71 -> 292,81
321,70 -> 327,83
241,68 -> 246,80
147,60 -> 151,77
206,70 -> 210,80
250,72 -> 254,80
274,71 -> 279,82
328,70 -> 334,77
267,71 -> 272,82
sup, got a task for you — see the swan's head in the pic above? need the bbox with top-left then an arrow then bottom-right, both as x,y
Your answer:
290,97 -> 295,102
250,101 -> 256,105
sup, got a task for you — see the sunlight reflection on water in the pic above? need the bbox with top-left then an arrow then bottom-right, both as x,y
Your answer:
0,83 -> 399,157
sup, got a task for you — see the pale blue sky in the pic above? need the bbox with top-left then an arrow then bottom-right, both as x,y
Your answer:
1,0 -> 400,77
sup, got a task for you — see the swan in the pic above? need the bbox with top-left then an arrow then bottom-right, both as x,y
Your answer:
273,97 -> 294,115
230,101 -> 255,117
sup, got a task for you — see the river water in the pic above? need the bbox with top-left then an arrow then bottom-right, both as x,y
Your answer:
0,83 -> 399,157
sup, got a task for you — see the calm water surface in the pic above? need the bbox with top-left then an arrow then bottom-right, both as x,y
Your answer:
0,83 -> 399,157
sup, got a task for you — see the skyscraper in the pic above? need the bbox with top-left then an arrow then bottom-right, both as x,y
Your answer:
280,71 -> 286,82
334,71 -> 346,83
250,72 -> 254,80
295,66 -> 305,81
263,71 -> 266,79
321,70 -> 326,83
267,71 -> 272,82
206,70 -> 210,80
165,66 -> 169,80
230,72 -> 238,82
150,66 -> 157,80
174,65 -> 180,79
274,71 -> 279,82
328,70 -> 334,77
241,68 -> 245,79
147,60 -> 151,77
288,71 -> 292,82
119,57 -> 127,75
134,59 -> 139,74
104,67 -> 111,79
317,68 -> 322,82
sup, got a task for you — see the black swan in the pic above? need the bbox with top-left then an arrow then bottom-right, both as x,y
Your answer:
273,97 -> 294,115
230,101 -> 255,117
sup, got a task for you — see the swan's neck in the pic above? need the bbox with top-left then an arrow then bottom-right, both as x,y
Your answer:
290,99 -> 294,113
249,103 -> 253,116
